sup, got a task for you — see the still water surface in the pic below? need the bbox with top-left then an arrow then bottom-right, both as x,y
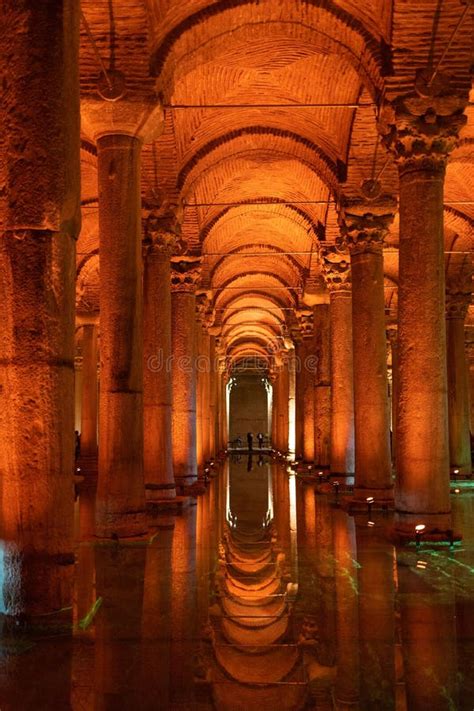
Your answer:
1,456 -> 474,710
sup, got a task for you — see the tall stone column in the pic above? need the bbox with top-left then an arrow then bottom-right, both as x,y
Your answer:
446,279 -> 472,477
293,333 -> 305,459
271,370 -> 279,448
171,258 -> 201,488
320,246 -> 355,475
313,304 -> 331,467
80,322 -> 99,463
340,203 -> 394,503
96,133 -> 146,538
278,355 -> 290,452
142,208 -> 180,503
195,319 -> 205,471
209,335 -> 218,458
380,88 -> 467,533
386,324 -> 399,468
298,310 -> 316,462
0,0 -> 80,617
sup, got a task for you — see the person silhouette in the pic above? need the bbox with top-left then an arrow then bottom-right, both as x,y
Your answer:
257,432 -> 264,449
247,432 -> 253,451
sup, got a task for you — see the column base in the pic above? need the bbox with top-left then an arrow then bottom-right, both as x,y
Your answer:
95,509 -> 148,539
450,465 -> 472,479
76,455 -> 98,477
0,547 -> 75,623
392,510 -> 460,544
348,486 -> 394,512
145,482 -> 176,502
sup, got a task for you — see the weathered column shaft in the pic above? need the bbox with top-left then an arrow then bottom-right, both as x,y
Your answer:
397,163 -> 449,524
209,336 -> 217,457
329,292 -> 355,475
96,133 -> 146,537
303,338 -> 316,462
380,92 -> 467,532
196,324 -> 205,470
171,260 -> 201,487
387,326 -> 399,467
313,304 -> 331,467
81,323 -> 98,458
278,360 -> 290,452
294,339 -> 306,458
446,293 -> 471,476
0,0 -> 80,616
320,246 -> 355,475
143,224 -> 176,502
342,208 -> 393,501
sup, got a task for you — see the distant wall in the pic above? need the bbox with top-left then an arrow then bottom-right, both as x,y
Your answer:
229,374 -> 269,442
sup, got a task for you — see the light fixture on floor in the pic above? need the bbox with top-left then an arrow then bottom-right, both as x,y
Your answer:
415,523 -> 426,548
366,496 -> 374,517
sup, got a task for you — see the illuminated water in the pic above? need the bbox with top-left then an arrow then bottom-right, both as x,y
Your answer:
1,457 -> 473,710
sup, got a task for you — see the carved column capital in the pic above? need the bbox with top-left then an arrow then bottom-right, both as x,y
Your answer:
379,83 -> 467,174
320,244 -> 352,293
338,199 -> 396,255
296,309 -> 314,339
446,268 -> 473,319
142,204 -> 186,258
386,323 -> 398,346
170,257 -> 202,293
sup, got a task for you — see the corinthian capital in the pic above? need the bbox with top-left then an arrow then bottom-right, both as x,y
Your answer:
320,244 -> 351,293
142,202 -> 186,257
338,198 -> 396,255
170,257 -> 202,293
379,76 -> 467,173
446,264 -> 473,319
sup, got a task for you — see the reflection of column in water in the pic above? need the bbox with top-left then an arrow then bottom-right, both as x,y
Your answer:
314,493 -> 336,667
94,544 -> 146,709
71,486 -> 97,710
453,494 -> 474,702
355,519 -> 395,710
398,555 -> 458,710
170,510 -> 198,706
141,528 -> 174,709
196,491 -> 211,630
333,509 -> 360,708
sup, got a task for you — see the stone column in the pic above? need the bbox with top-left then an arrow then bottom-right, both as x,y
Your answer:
380,90 -> 467,534
320,246 -> 355,475
80,322 -> 99,462
195,318 -> 205,472
340,203 -> 394,504
0,0 -> 80,617
298,311 -> 316,463
278,355 -> 290,452
293,333 -> 305,459
386,324 -> 399,468
313,304 -> 331,467
446,280 -> 472,477
142,209 -> 180,503
171,258 -> 201,488
96,133 -> 146,538
271,371 -> 278,448
209,335 -> 218,458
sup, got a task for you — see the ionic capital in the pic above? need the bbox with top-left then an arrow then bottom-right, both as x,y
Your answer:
170,257 -> 202,293
379,78 -> 467,174
320,244 -> 352,293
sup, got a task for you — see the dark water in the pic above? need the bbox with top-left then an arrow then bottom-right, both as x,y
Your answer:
1,457 -> 474,710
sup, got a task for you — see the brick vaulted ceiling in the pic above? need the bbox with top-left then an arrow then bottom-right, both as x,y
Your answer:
77,0 -> 474,364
